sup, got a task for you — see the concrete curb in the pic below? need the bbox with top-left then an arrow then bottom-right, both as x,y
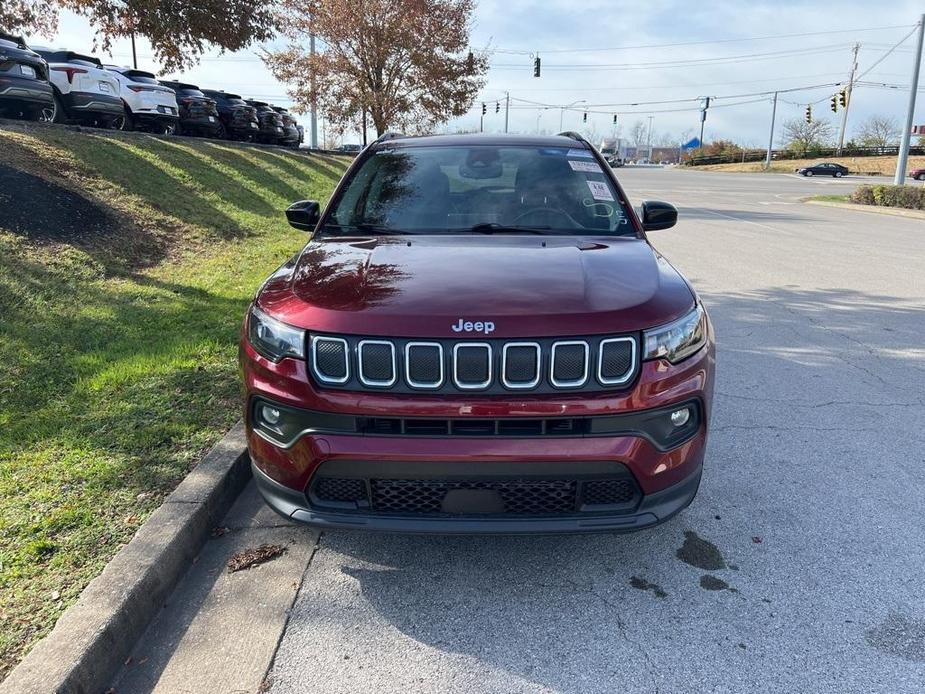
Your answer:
804,199 -> 925,219
0,422 -> 252,694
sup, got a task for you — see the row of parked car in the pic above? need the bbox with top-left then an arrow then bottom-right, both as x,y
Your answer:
0,32 -> 303,147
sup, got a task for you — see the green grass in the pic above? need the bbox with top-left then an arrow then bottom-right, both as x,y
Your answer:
806,194 -> 851,203
0,126 -> 348,676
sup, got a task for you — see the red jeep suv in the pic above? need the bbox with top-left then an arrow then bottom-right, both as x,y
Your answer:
241,132 -> 714,533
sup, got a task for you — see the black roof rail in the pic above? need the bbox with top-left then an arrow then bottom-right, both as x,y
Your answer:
556,131 -> 591,145
375,131 -> 406,144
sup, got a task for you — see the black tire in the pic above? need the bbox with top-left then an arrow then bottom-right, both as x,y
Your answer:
161,121 -> 177,136
834,171 -> 843,178
215,122 -> 228,140
31,101 -> 57,122
50,93 -> 65,123
916,173 -> 925,181
805,170 -> 813,177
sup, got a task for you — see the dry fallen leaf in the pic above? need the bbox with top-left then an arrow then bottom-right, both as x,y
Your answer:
227,544 -> 287,573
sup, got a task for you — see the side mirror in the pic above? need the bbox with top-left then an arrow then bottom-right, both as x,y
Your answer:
641,200 -> 678,231
285,200 -> 321,231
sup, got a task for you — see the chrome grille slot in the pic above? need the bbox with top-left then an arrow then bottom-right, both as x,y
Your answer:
405,342 -> 444,388
550,341 -> 589,387
453,343 -> 492,390
357,339 -> 396,387
598,338 -> 636,385
311,336 -> 349,384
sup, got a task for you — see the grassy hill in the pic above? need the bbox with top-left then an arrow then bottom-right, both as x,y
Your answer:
0,122 -> 349,677
693,154 -> 925,175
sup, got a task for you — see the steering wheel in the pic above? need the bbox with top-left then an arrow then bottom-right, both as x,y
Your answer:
510,206 -> 579,227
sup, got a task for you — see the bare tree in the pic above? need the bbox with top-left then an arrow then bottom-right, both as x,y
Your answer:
1,0 -> 275,72
854,115 -> 902,148
628,120 -> 648,148
782,118 -> 835,152
264,0 -> 488,137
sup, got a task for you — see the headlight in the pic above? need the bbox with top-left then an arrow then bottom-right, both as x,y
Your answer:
643,304 -> 707,364
247,305 -> 305,361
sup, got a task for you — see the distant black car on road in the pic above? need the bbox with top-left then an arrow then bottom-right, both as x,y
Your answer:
797,162 -> 849,177
202,90 -> 259,141
158,80 -> 221,137
246,99 -> 284,144
0,32 -> 54,121
335,143 -> 362,155
271,106 -> 300,148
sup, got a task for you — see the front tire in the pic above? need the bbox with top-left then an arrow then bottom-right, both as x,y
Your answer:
805,170 -> 813,177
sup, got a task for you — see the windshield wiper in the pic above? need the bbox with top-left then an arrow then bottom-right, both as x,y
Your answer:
462,223 -> 555,235
321,222 -> 418,235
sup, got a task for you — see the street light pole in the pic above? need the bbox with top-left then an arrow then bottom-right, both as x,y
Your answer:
765,91 -> 778,170
646,115 -> 654,162
559,100 -> 585,132
895,14 -> 924,185
309,33 -> 318,149
504,92 -> 510,134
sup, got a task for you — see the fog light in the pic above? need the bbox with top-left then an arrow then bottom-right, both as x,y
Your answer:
261,405 -> 281,425
670,407 -> 690,427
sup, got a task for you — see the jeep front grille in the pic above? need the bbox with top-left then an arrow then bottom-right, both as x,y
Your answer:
308,334 -> 638,394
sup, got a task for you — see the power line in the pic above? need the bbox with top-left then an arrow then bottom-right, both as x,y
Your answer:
495,24 -> 916,55
856,25 -> 920,80
490,44 -> 854,72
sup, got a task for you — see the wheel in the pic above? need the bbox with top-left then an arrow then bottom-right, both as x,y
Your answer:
834,171 -> 843,178
805,170 -> 813,177
916,173 -> 925,181
32,101 -> 57,122
215,122 -> 228,140
161,121 -> 177,136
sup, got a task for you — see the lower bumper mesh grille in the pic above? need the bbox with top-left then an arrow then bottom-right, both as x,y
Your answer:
310,475 -> 640,516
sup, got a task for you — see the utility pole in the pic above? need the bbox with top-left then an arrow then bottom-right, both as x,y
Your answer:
646,114 -> 654,162
504,92 -> 510,134
895,14 -> 925,185
130,32 -> 137,69
361,110 -> 367,146
765,91 -> 778,169
836,43 -> 860,155
309,33 -> 318,149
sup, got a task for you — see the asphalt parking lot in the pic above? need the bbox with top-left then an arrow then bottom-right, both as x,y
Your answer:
114,169 -> 925,694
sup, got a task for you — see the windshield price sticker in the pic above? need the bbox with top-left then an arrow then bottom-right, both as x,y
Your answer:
567,148 -> 594,159
568,160 -> 602,173
586,180 -> 614,201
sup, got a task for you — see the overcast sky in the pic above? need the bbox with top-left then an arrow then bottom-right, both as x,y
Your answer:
46,1 -> 924,147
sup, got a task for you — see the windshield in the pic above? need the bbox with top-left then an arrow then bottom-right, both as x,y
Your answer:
325,145 -> 634,236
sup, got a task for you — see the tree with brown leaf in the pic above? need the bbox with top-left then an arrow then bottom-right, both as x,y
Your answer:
264,0 -> 488,137
1,0 -> 276,72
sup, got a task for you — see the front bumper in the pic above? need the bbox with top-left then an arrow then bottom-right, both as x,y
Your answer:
253,458 -> 702,534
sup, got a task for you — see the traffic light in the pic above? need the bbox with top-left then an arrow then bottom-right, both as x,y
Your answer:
583,112 -> 587,123
830,95 -> 838,113
495,102 -> 500,114
533,56 -> 541,78
612,114 -> 618,125
839,89 -> 848,108
481,102 -> 486,116
805,105 -> 812,124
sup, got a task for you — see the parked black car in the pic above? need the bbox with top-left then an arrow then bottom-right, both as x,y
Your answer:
0,32 -> 54,121
158,80 -> 221,137
201,89 -> 260,141
797,162 -> 849,177
246,99 -> 284,144
271,106 -> 300,148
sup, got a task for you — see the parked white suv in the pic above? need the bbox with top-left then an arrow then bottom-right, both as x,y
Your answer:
104,66 -> 179,133
33,48 -> 122,127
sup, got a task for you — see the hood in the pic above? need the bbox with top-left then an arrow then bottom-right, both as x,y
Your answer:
258,235 -> 695,338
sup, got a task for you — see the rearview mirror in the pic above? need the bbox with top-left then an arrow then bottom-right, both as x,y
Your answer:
641,200 -> 678,231
285,200 -> 321,231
